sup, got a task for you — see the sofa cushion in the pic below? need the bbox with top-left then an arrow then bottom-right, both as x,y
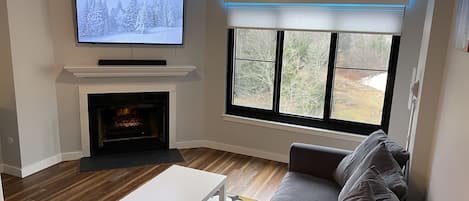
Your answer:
339,143 -> 407,200
339,166 -> 400,201
271,172 -> 341,201
334,130 -> 409,187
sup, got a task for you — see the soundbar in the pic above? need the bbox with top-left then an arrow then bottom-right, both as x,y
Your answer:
98,60 -> 167,66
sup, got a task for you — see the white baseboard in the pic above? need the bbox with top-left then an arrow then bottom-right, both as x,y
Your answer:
0,153 -> 77,178
21,155 -> 62,178
20,152 -> 84,177
61,152 -> 84,161
175,140 -> 208,149
176,140 -> 289,163
1,163 -> 22,178
0,141 -> 288,178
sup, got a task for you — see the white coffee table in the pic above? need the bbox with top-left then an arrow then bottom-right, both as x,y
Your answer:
120,165 -> 227,201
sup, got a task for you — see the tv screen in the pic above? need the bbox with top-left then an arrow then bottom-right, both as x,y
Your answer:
75,0 -> 184,45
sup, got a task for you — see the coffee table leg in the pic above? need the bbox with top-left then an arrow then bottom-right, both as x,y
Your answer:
219,185 -> 226,201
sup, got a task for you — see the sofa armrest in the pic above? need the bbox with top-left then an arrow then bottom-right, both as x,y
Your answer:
289,143 -> 352,181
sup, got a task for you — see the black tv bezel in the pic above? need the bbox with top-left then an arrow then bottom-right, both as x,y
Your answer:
73,0 -> 185,46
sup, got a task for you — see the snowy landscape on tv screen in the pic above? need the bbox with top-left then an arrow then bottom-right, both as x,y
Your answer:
76,0 -> 184,44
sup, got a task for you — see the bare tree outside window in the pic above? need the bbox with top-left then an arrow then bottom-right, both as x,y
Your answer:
232,29 -> 277,110
280,31 -> 331,118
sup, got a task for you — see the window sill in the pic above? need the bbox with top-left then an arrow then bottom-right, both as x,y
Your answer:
222,114 -> 366,143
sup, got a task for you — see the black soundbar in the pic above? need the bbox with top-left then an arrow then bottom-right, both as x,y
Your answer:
98,60 -> 167,66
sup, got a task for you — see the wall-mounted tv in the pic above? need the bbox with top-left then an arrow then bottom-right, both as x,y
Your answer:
75,0 -> 184,45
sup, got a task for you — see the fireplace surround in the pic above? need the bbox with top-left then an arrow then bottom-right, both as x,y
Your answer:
79,83 -> 177,157
88,92 -> 169,156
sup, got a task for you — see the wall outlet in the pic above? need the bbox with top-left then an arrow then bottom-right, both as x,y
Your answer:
7,137 -> 14,144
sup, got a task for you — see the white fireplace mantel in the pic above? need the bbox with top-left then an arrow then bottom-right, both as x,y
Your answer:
65,65 -> 197,78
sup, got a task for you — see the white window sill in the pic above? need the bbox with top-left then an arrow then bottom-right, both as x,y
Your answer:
222,114 -> 366,143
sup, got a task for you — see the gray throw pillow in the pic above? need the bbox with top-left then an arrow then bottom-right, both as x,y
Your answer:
338,143 -> 408,200
334,130 -> 409,187
339,166 -> 400,201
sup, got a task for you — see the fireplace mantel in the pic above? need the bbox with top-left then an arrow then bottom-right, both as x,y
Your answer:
64,65 -> 197,78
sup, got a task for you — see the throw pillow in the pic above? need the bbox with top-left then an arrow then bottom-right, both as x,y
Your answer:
338,143 -> 408,200
334,130 -> 409,187
339,166 -> 400,201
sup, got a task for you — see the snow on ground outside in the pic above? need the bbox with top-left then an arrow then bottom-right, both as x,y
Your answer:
362,72 -> 388,92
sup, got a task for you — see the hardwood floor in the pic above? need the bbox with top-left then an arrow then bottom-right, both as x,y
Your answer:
1,148 -> 288,201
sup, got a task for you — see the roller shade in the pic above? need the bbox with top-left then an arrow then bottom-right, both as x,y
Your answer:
226,3 -> 406,34
224,0 -> 409,4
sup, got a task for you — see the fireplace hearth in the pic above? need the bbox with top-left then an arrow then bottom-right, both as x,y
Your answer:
88,92 -> 169,156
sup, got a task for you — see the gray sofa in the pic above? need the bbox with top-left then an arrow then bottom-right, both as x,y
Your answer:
272,130 -> 410,201
271,143 -> 352,201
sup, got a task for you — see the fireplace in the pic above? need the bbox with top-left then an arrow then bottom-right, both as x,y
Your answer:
88,92 -> 169,156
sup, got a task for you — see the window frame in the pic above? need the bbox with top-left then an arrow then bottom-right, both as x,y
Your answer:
226,28 -> 401,135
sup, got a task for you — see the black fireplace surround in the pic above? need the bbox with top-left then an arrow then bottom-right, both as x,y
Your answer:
88,92 -> 169,156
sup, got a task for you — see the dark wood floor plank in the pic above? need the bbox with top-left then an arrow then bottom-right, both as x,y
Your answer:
1,148 -> 287,201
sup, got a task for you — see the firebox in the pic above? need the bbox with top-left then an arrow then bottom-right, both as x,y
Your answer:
88,92 -> 169,156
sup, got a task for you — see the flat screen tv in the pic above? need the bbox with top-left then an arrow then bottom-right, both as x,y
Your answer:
75,0 -> 184,45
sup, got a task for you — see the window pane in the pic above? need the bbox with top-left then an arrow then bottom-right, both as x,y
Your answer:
235,29 -> 277,62
332,69 -> 387,125
233,60 -> 275,109
336,33 -> 392,70
332,33 -> 392,125
280,31 -> 331,118
232,29 -> 277,110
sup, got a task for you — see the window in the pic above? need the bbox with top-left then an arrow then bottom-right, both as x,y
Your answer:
332,33 -> 393,125
232,29 -> 277,110
226,28 -> 400,135
280,31 -> 330,118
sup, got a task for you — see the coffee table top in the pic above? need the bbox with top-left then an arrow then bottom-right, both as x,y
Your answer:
120,165 -> 227,201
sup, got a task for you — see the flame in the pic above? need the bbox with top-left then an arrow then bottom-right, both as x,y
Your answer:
114,108 -> 143,128
116,108 -> 135,116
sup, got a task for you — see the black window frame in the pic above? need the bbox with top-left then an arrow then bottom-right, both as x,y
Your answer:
226,28 -> 401,135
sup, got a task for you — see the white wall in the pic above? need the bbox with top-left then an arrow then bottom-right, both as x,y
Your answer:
6,0 -> 61,167
47,0 -> 208,153
427,51 -> 469,201
204,0 -> 428,158
0,0 -> 21,168
406,0 -> 456,200
388,0 -> 429,146
426,5 -> 469,200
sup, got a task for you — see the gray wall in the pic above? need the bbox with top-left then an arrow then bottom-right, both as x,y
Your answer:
0,0 -> 21,168
6,0 -> 61,167
203,0 -> 428,156
47,0 -> 208,153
